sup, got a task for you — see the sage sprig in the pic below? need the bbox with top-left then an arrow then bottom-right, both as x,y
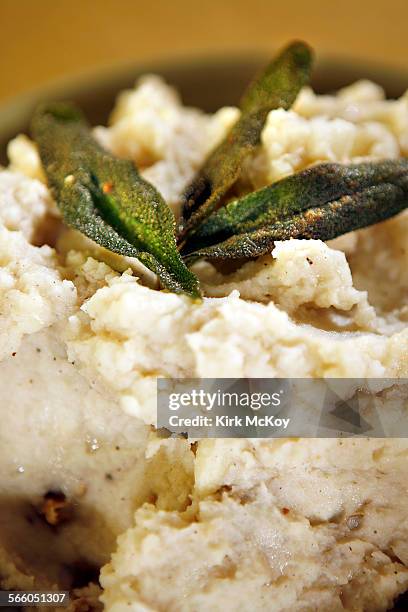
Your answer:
29,43 -> 408,298
182,160 -> 408,262
31,103 -> 200,297
178,41 -> 314,241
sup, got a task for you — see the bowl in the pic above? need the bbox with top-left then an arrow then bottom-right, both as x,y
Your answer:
0,53 -> 407,610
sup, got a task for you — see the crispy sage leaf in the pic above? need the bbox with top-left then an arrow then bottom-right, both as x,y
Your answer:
31,102 -> 200,297
184,160 -> 408,251
179,41 -> 313,240
184,160 -> 408,261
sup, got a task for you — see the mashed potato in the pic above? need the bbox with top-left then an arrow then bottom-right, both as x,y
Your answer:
102,439 -> 408,612
1,75 -> 407,610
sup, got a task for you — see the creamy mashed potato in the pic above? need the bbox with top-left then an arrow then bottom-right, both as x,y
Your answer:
102,439 -> 408,612
1,75 -> 407,610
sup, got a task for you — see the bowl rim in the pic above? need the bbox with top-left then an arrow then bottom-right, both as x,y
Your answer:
1,50 -> 408,164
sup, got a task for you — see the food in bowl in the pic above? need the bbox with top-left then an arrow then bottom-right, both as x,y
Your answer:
0,42 -> 407,611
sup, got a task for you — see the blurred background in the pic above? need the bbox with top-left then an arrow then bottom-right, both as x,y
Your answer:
1,0 -> 408,103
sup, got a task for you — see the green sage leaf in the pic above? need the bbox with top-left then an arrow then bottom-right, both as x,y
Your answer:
31,102 -> 200,297
179,41 -> 314,241
184,160 -> 408,251
184,160 -> 408,262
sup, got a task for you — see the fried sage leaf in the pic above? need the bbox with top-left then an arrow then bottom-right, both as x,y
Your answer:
31,102 -> 200,297
179,41 -> 313,241
183,160 -> 408,251
184,160 -> 408,261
